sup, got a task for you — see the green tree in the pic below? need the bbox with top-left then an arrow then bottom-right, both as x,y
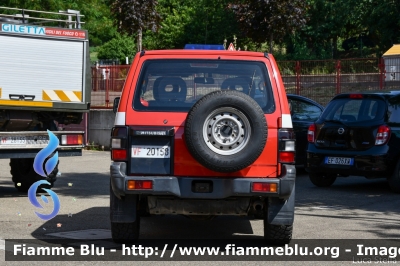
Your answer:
296,0 -> 363,59
143,0 -> 194,49
184,0 -> 239,47
0,0 -> 117,46
111,0 -> 160,51
143,0 -> 240,50
229,0 -> 308,53
363,0 -> 400,54
0,0 -> 61,10
97,33 -> 136,63
65,0 -> 117,46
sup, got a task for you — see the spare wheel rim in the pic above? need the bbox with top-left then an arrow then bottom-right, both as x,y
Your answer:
202,107 -> 251,156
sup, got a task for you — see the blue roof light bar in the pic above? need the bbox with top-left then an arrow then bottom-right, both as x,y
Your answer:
184,44 -> 225,50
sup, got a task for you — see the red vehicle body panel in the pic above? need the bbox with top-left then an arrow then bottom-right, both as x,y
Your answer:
118,50 -> 290,178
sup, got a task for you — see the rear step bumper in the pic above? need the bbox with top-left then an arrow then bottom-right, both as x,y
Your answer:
110,162 -> 295,199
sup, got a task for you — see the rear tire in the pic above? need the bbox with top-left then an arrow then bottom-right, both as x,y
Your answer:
388,160 -> 400,193
263,204 -> 293,245
264,223 -> 293,245
10,158 -> 58,193
110,185 -> 140,243
263,187 -> 294,245
309,173 -> 336,187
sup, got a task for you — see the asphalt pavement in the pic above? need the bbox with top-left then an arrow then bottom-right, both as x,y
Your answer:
0,150 -> 399,265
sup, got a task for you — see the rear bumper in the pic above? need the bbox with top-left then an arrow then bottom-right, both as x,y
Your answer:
110,162 -> 296,200
0,148 -> 82,159
306,146 -> 395,176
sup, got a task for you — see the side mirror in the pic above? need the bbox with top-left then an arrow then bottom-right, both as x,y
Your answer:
113,97 -> 120,113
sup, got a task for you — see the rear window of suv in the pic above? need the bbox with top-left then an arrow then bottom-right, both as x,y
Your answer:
321,97 -> 386,122
132,59 -> 275,113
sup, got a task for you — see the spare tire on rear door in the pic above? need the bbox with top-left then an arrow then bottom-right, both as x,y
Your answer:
184,90 -> 267,172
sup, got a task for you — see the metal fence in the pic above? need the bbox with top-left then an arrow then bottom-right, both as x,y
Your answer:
91,65 -> 130,108
90,58 -> 400,108
279,58 -> 388,106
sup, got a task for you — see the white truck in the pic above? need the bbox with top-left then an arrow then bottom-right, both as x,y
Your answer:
0,7 -> 91,192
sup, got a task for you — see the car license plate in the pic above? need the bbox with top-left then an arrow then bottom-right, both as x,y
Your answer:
0,136 -> 49,146
131,145 -> 170,158
325,157 -> 354,165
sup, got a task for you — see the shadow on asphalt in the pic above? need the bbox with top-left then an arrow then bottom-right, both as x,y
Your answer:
295,173 -> 400,238
296,174 -> 396,210
0,172 -> 110,199
28,207 -> 259,241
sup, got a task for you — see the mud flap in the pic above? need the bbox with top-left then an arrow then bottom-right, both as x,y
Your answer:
267,184 -> 295,225
110,185 -> 138,223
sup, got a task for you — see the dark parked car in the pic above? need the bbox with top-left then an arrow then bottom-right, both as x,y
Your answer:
306,91 -> 400,193
287,94 -> 324,168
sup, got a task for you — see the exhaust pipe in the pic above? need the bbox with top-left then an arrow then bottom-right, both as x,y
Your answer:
253,200 -> 264,211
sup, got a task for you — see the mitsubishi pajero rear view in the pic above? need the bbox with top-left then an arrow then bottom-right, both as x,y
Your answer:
110,48 -> 296,244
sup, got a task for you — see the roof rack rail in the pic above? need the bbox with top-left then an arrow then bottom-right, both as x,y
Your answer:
0,6 -> 85,28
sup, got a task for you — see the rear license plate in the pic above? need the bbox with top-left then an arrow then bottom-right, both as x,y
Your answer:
325,157 -> 354,165
0,136 -> 49,146
131,145 -> 170,158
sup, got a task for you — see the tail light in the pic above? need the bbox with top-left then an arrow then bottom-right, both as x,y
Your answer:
252,183 -> 277,192
279,151 -> 295,163
349,94 -> 363,99
111,127 -> 128,161
375,125 -> 390,145
61,134 -> 83,145
127,180 -> 153,190
307,124 -> 316,143
278,129 -> 295,164
112,149 -> 127,160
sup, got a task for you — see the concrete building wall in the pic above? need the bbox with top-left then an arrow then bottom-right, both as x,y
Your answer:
88,109 -> 115,149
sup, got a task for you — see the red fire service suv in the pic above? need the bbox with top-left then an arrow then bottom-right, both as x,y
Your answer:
110,44 -> 296,244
